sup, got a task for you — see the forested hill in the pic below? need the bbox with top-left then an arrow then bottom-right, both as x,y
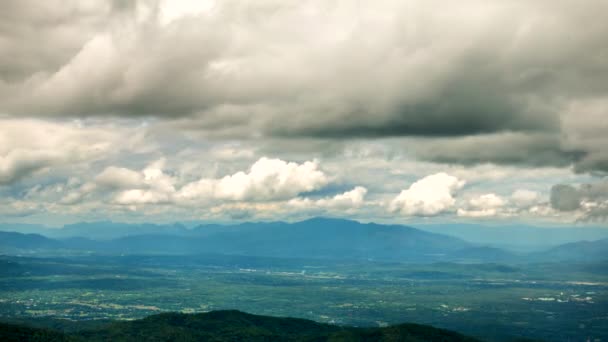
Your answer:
0,310 -> 481,341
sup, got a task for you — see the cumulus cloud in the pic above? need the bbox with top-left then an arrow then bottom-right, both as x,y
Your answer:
115,189 -> 171,205
110,159 -> 176,205
323,186 -> 368,208
457,193 -> 506,218
178,157 -> 328,202
289,186 -> 368,210
511,189 -> 541,208
106,157 -> 329,206
390,173 -> 465,216
470,193 -> 505,208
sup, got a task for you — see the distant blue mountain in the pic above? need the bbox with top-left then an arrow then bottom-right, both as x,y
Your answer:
1,218 -> 605,263
1,218 -> 471,262
0,231 -> 63,252
415,223 -> 608,251
0,223 -> 53,235
530,238 -> 608,262
49,221 -> 189,240
446,246 -> 518,263
187,217 -> 472,261
3,220 -> 606,251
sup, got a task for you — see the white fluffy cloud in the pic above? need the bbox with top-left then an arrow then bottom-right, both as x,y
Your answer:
111,159 -> 176,205
105,157 -> 329,206
322,186 -> 368,208
289,186 -> 368,210
178,157 -> 328,202
390,173 -> 465,216
511,189 -> 541,208
457,193 -> 506,218
470,193 -> 505,209
115,189 -> 171,205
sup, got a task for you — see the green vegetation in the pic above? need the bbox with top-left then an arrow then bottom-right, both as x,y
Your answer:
0,255 -> 606,341
1,310 -> 480,341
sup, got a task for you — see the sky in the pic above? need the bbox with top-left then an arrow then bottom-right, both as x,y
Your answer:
0,0 -> 607,226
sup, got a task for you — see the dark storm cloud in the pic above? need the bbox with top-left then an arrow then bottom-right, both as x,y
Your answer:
551,180 -> 608,221
412,133 -> 586,169
550,184 -> 581,211
0,0 -> 131,82
1,0 -> 608,172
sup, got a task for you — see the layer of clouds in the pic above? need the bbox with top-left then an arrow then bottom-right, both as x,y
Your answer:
0,117 -> 598,224
411,133 -> 584,169
390,173 -> 465,216
1,0 -> 607,223
0,119 -> 130,185
1,0 -> 607,172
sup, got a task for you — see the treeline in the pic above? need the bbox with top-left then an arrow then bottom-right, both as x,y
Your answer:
1,310 -> 480,341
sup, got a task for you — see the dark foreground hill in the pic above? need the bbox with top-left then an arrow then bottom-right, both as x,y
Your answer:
1,310 -> 480,341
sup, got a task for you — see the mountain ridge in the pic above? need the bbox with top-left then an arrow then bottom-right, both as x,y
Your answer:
0,218 -> 604,263
0,309 -> 482,342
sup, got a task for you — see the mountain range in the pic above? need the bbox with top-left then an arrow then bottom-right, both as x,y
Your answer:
1,218 -> 606,263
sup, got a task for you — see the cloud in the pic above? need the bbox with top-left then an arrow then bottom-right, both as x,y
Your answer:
511,189 -> 541,208
0,0 -> 120,82
322,186 -> 368,208
111,159 -> 176,205
550,184 -> 582,211
95,166 -> 144,189
1,1 -> 608,172
105,157 -> 329,206
179,157 -> 328,202
469,193 -> 505,209
115,189 -> 171,205
2,0 -> 608,224
412,133 -> 584,169
457,193 -> 505,218
550,180 -> 608,220
289,186 -> 368,210
0,119 -> 125,185
60,182 -> 97,205
390,173 -> 465,216
0,150 -> 57,185
0,199 -> 42,217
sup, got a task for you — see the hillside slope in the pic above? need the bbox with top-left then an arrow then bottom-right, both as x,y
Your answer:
1,310 -> 481,342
